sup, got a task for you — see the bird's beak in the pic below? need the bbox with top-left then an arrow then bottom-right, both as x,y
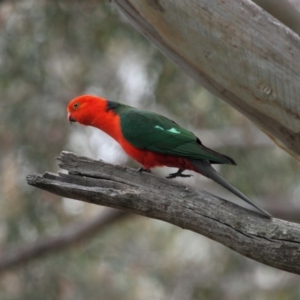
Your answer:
68,112 -> 77,124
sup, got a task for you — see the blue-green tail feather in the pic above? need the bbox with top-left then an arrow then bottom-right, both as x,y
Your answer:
189,159 -> 271,218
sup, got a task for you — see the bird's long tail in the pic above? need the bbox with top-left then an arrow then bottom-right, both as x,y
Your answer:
189,159 -> 272,218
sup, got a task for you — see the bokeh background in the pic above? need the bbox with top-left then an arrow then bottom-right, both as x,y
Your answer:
0,1 -> 300,299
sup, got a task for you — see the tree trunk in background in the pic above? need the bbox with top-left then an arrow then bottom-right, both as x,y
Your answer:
253,0 -> 300,35
112,0 -> 300,161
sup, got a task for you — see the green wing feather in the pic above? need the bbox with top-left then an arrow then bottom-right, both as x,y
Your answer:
119,107 -> 235,165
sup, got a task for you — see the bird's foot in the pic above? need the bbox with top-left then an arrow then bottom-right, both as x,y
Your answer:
166,169 -> 192,179
137,167 -> 151,174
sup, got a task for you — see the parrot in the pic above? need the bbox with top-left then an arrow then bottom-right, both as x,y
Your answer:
67,94 -> 271,218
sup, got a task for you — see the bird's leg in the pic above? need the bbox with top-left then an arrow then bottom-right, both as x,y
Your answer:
137,167 -> 151,174
166,169 -> 192,179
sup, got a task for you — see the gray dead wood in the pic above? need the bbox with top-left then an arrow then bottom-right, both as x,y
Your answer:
112,0 -> 300,160
27,152 -> 300,275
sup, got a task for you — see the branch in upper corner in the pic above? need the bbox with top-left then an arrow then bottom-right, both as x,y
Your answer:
112,0 -> 300,160
27,151 -> 300,275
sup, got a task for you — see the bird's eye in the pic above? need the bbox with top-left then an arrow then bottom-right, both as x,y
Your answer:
73,102 -> 79,109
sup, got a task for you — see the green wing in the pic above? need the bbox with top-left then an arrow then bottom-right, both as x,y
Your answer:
119,108 -> 235,165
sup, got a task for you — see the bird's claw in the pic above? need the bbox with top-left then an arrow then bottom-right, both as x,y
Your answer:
166,172 -> 192,179
137,167 -> 151,174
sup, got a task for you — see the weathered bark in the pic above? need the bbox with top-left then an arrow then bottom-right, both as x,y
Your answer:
27,152 -> 300,275
112,0 -> 300,160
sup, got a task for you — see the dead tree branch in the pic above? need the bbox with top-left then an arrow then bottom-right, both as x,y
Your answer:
27,151 -> 300,275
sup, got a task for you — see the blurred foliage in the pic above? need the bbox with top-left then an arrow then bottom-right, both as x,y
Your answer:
0,0 -> 299,299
